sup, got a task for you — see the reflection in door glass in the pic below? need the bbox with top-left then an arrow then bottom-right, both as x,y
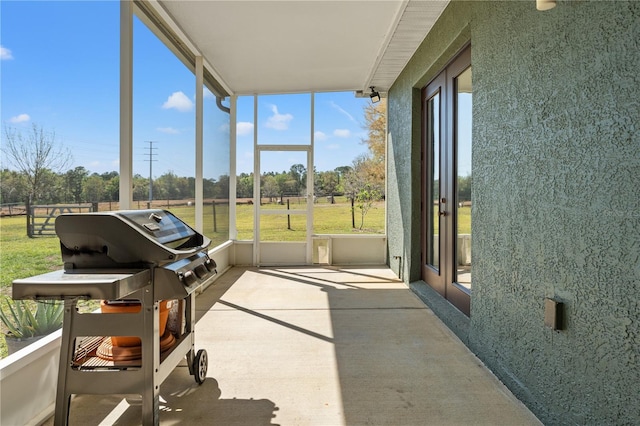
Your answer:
427,94 -> 440,270
455,67 -> 472,290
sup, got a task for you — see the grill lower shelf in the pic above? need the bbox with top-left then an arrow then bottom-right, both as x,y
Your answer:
73,332 -> 180,369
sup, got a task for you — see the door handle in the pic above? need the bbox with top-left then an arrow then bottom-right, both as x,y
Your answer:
439,198 -> 447,216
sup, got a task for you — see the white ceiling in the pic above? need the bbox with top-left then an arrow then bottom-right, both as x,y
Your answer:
155,0 -> 449,96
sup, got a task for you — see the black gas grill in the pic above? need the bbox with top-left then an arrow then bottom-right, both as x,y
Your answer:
12,209 -> 217,425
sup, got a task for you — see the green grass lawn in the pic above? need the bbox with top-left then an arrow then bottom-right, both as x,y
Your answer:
0,217 -> 62,291
0,198 -> 386,290
168,197 -> 386,242
0,200 -> 469,297
1,216 -> 64,357
0,201 -> 467,358
0,199 -> 384,358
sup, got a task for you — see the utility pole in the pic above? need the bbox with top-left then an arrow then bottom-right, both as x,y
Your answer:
145,141 -> 158,203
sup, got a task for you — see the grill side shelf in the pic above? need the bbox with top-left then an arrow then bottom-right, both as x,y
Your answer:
12,269 -> 151,301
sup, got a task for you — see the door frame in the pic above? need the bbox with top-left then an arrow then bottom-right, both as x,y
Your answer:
254,144 -> 313,265
248,93 -> 315,266
421,72 -> 447,296
421,45 -> 472,316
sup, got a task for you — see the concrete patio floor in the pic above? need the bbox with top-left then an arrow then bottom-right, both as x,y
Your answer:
45,266 -> 540,425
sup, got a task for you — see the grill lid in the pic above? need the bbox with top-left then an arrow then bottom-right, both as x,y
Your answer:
56,209 -> 211,269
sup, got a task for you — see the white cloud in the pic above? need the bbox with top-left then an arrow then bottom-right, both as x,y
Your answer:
157,127 -> 179,134
237,122 -> 254,136
265,104 -> 293,130
162,91 -> 193,112
314,131 -> 328,141
1,46 -> 13,60
330,101 -> 356,122
9,113 -> 30,123
333,129 -> 351,138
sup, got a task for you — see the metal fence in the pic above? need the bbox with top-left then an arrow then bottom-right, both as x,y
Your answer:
27,202 -> 96,237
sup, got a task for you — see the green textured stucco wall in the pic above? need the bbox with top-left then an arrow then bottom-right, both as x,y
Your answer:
387,1 -> 639,424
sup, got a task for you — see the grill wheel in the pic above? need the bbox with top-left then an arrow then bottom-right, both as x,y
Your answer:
193,349 -> 208,384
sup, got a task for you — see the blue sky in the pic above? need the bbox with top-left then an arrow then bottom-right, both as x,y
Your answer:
0,1 -> 373,180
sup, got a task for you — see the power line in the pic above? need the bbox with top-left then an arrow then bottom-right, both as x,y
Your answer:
144,141 -> 158,201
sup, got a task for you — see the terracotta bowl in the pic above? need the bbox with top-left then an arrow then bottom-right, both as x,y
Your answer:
100,300 -> 172,347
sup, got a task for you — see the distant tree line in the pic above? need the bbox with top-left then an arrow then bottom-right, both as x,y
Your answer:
2,101 -> 389,212
1,165 -> 363,205
0,167 -> 230,205
236,165 -> 355,202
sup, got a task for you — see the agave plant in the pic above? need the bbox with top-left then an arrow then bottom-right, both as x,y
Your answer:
0,297 -> 64,339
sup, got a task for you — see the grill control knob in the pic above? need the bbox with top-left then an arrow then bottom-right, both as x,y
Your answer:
194,264 -> 208,279
181,270 -> 197,286
204,258 -> 217,273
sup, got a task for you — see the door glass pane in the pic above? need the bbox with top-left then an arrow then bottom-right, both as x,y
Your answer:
455,66 -> 472,289
260,151 -> 309,211
427,93 -> 440,270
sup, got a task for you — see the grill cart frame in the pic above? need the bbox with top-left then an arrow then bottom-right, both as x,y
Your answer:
12,210 -> 217,425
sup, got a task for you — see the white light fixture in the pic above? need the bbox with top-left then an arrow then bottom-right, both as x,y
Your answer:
536,0 -> 556,11
369,86 -> 380,103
